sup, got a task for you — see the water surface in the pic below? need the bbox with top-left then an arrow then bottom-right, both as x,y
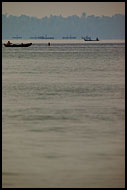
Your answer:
2,40 -> 125,188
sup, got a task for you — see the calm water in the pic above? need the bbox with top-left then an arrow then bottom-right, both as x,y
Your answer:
2,40 -> 125,188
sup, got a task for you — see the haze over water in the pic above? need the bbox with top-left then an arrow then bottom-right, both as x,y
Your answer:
2,40 -> 125,188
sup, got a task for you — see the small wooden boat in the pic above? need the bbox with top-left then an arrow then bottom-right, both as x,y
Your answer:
84,36 -> 99,41
4,43 -> 32,47
84,38 -> 99,41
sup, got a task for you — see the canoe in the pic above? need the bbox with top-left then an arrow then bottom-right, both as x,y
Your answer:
84,39 -> 99,41
4,43 -> 32,47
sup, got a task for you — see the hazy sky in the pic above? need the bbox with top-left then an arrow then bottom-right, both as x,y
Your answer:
2,2 -> 125,18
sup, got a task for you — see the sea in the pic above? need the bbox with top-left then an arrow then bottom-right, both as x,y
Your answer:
2,39 -> 125,188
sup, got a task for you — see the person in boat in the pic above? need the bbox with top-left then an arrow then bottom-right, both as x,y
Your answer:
48,42 -> 50,46
7,41 -> 12,45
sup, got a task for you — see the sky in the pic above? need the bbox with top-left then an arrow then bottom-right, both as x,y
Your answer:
2,2 -> 125,18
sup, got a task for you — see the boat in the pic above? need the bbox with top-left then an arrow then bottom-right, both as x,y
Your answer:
12,36 -> 22,39
62,36 -> 76,39
4,42 -> 32,47
30,35 -> 54,39
84,36 -> 99,41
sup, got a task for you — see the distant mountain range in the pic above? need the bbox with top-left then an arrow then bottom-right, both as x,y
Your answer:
2,12 -> 125,40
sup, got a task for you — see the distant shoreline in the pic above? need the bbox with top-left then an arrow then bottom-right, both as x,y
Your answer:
2,39 -> 125,45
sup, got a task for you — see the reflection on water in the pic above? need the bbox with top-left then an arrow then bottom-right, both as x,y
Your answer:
2,41 -> 125,188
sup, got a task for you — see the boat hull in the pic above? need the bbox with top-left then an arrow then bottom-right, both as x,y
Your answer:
84,40 -> 99,41
4,43 -> 32,47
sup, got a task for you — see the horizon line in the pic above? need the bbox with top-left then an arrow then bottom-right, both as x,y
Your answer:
2,12 -> 125,19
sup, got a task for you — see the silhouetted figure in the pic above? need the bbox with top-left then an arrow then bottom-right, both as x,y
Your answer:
7,41 -> 11,45
48,42 -> 50,46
